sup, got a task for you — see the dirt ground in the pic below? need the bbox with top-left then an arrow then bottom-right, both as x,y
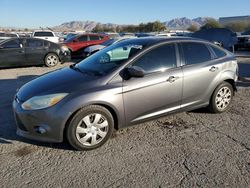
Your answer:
0,58 -> 249,188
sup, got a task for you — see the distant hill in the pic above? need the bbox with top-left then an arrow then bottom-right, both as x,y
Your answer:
51,17 -> 215,31
165,17 -> 214,29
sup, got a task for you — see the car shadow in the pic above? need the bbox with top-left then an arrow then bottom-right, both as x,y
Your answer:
0,75 -> 74,151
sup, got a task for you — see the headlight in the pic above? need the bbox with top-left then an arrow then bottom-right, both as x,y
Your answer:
21,93 -> 68,110
61,45 -> 69,52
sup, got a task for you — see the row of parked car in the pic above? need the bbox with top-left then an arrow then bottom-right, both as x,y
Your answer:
0,28 -> 249,68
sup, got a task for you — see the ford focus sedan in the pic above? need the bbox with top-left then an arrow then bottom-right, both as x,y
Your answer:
13,37 -> 238,150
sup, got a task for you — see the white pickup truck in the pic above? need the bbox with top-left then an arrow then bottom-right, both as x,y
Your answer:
32,30 -> 59,43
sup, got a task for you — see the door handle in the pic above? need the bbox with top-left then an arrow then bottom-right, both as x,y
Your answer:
209,66 -> 218,72
166,76 -> 179,83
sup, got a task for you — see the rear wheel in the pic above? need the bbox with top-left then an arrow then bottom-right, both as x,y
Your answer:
44,53 -> 59,67
66,105 -> 114,150
209,82 -> 234,113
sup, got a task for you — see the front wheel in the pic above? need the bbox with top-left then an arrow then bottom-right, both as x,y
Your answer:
66,105 -> 114,150
44,53 -> 59,67
209,82 -> 234,113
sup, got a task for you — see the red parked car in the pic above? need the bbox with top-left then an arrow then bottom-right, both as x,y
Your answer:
64,33 -> 109,52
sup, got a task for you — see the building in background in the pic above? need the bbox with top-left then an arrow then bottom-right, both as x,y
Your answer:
219,15 -> 250,25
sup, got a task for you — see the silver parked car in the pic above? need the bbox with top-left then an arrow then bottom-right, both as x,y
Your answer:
13,37 -> 238,150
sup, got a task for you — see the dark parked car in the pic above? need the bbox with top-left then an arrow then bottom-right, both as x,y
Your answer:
192,28 -> 237,52
235,29 -> 250,50
13,37 -> 238,150
0,38 -> 71,68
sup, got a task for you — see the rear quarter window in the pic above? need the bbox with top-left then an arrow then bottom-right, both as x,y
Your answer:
34,32 -> 54,37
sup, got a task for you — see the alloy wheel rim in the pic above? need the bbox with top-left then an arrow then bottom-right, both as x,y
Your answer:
215,87 -> 231,111
76,113 -> 109,146
47,55 -> 58,66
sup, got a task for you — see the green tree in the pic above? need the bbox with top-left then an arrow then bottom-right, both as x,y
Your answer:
200,19 -> 221,30
224,21 -> 250,32
187,24 -> 199,32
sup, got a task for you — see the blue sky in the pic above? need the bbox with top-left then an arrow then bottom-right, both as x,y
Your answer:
1,0 -> 250,28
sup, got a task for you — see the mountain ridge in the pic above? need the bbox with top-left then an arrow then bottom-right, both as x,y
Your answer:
52,17 -> 215,31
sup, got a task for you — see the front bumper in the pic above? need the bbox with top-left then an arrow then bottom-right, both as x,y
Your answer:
13,96 -> 66,143
59,51 -> 71,63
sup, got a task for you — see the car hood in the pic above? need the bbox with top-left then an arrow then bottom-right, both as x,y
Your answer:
17,67 -> 101,102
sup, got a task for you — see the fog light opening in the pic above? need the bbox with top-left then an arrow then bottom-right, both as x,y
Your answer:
34,126 -> 47,134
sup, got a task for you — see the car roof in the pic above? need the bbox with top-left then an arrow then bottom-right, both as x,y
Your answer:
116,36 -> 210,47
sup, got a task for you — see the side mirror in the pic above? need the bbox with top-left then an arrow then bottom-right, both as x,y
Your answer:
127,66 -> 145,78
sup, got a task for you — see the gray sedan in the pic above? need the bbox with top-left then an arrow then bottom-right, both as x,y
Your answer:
13,37 -> 238,150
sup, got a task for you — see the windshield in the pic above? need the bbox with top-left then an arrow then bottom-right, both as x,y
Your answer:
75,40 -> 144,76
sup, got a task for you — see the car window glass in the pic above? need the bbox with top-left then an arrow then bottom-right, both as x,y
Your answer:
5,33 -> 17,37
26,39 -> 44,48
210,46 -> 226,58
132,44 -> 177,73
89,35 -> 100,41
78,35 -> 88,41
34,32 -> 54,37
2,39 -> 20,48
182,42 -> 211,65
0,33 -> 5,37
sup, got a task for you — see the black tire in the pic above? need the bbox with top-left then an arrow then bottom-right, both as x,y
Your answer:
44,53 -> 59,67
66,105 -> 114,151
209,82 -> 234,113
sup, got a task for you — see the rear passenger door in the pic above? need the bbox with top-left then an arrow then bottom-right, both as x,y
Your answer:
24,39 -> 46,65
180,42 -> 221,108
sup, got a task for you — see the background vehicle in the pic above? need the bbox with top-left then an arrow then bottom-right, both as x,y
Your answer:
0,38 -> 70,68
235,29 -> 250,50
63,33 -> 109,52
83,36 -> 136,57
13,37 -> 238,150
192,28 -> 237,52
0,32 -> 19,42
32,30 -> 60,43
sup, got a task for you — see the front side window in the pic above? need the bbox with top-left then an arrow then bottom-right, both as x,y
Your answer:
26,39 -> 44,48
132,44 -> 177,73
2,39 -> 20,48
181,42 -> 212,65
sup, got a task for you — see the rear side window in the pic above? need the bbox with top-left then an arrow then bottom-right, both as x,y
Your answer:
89,35 -> 100,41
2,39 -> 20,48
181,42 -> 212,65
26,39 -> 44,47
210,45 -> 227,58
34,32 -> 54,37
133,43 -> 177,73
78,35 -> 88,42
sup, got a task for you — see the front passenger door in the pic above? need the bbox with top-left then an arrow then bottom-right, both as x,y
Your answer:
122,43 -> 183,124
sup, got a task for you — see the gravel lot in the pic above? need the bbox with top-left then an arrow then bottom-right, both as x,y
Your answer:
0,58 -> 249,188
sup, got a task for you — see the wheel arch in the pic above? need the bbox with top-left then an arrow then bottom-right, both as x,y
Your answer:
63,103 -> 119,141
